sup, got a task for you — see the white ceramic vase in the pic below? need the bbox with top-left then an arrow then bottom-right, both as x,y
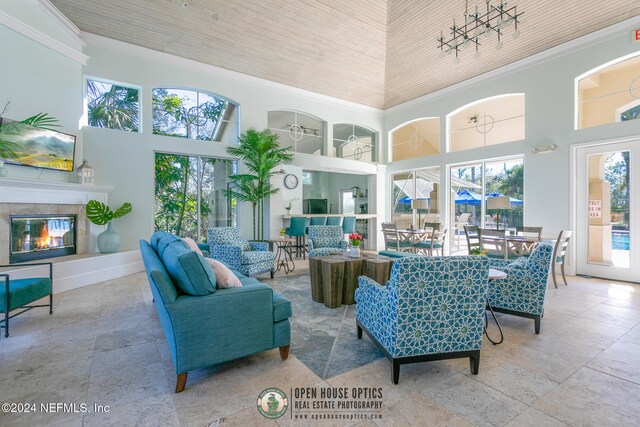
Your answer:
349,246 -> 361,258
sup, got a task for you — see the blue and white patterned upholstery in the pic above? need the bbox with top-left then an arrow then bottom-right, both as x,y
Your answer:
487,242 -> 554,323
207,227 -> 274,277
355,256 -> 490,358
308,225 -> 348,257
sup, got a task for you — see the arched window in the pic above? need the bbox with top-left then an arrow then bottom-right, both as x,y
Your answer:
152,88 -> 238,143
390,118 -> 440,162
332,124 -> 377,163
577,53 -> 640,129
448,94 -> 524,152
267,110 -> 325,155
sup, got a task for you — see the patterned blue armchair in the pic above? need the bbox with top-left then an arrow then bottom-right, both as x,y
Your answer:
487,242 -> 554,334
355,256 -> 490,384
308,225 -> 348,257
207,227 -> 275,278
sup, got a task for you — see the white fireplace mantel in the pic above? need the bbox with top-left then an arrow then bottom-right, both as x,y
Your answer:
0,178 -> 114,204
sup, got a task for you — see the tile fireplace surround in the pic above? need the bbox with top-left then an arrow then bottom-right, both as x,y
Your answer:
0,179 -> 113,264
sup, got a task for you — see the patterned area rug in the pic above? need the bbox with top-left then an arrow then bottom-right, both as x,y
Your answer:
264,273 -> 384,379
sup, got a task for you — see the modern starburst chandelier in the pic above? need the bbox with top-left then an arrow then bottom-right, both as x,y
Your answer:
437,1 -> 523,62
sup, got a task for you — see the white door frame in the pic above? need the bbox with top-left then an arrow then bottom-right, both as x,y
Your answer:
570,136 -> 638,282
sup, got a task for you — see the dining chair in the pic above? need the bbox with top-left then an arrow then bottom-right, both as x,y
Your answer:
381,223 -> 414,252
515,226 -> 543,256
464,225 -> 482,255
479,228 -> 519,259
552,230 -> 572,288
414,222 -> 447,256
454,213 -> 472,250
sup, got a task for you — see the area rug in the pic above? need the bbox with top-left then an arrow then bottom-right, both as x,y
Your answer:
264,273 -> 384,379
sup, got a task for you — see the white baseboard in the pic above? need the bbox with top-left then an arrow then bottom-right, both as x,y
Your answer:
2,250 -> 144,294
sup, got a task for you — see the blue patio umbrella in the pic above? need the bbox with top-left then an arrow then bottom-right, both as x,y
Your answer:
455,190 -> 523,206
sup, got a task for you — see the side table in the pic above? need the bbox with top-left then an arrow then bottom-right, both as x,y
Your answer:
268,238 -> 296,274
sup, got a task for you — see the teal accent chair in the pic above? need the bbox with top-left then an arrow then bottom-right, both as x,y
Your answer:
207,227 -> 275,278
326,217 -> 342,226
286,216 -> 307,259
487,242 -> 554,334
355,256 -> 490,384
0,262 -> 53,338
308,225 -> 348,257
140,231 -> 292,393
342,216 -> 357,234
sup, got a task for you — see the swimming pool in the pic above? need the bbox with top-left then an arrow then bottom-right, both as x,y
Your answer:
612,232 -> 630,250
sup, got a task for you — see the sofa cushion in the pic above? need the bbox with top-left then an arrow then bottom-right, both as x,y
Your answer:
182,237 -> 203,255
272,292 -> 292,322
240,250 -> 275,265
157,234 -> 186,258
205,258 -> 242,288
162,241 -> 216,296
150,231 -> 167,252
240,276 -> 260,286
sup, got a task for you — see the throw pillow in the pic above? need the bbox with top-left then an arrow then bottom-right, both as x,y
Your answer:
162,241 -> 216,296
206,258 -> 242,288
182,237 -> 203,255
157,233 -> 186,257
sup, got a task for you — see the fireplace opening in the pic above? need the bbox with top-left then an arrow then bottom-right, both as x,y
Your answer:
10,215 -> 77,263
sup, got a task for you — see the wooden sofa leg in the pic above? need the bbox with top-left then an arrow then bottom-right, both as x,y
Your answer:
534,316 -> 541,334
175,373 -> 188,393
279,345 -> 290,360
469,350 -> 480,375
391,359 -> 400,384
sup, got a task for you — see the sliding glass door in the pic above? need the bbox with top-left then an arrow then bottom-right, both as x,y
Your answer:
154,152 -> 237,242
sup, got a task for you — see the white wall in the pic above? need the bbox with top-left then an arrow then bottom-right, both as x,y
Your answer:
80,34 -> 384,250
0,1 -> 84,182
384,19 -> 640,259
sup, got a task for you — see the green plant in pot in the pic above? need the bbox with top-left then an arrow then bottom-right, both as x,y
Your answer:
86,200 -> 132,254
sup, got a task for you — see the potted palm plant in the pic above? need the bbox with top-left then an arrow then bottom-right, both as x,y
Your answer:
225,128 -> 293,241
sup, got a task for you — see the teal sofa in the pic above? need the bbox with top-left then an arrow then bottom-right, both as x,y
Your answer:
140,231 -> 292,392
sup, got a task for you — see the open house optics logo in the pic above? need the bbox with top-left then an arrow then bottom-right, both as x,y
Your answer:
256,388 -> 289,419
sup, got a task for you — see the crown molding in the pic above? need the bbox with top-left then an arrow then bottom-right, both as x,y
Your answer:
0,3 -> 87,64
386,15 -> 640,114
37,0 -> 85,46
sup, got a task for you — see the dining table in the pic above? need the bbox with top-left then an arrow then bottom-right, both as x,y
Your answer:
396,228 -> 433,251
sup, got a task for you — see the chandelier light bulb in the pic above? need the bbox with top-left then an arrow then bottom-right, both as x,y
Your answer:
439,50 -> 446,58
453,56 -> 461,64
512,29 -> 520,39
496,40 -> 503,50
474,50 -> 481,59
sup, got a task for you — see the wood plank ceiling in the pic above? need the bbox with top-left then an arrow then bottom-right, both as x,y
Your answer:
50,0 -> 640,109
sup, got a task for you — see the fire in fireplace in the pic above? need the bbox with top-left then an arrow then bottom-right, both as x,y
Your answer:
10,215 -> 77,263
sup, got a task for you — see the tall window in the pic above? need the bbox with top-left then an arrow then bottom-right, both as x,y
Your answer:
391,118 -> 440,161
448,94 -> 525,152
577,54 -> 640,129
391,168 -> 441,229
155,153 -> 237,243
268,110 -> 325,155
86,79 -> 140,132
152,88 -> 238,143
333,124 -> 377,162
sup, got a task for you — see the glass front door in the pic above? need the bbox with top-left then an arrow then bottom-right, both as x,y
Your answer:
576,141 -> 638,282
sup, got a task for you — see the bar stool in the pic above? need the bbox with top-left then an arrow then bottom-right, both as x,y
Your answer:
342,216 -> 357,234
286,217 -> 307,259
326,217 -> 342,226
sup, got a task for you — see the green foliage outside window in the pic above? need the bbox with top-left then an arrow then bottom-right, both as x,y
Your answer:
86,80 -> 139,132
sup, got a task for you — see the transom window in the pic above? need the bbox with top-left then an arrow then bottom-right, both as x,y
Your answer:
577,53 -> 640,129
268,110 -> 325,155
86,78 -> 140,132
152,88 -> 238,143
448,94 -> 525,152
391,118 -> 440,161
333,124 -> 377,163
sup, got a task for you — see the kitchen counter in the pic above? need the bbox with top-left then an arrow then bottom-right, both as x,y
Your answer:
282,214 -> 378,219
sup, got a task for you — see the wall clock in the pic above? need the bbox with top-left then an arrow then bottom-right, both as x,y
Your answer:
284,174 -> 298,189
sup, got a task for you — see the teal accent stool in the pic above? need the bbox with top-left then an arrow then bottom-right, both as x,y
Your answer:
326,217 -> 342,226
0,262 -> 53,338
286,217 -> 308,259
342,216 -> 357,234
310,217 -> 327,226
355,256 -> 489,384
140,233 -> 292,393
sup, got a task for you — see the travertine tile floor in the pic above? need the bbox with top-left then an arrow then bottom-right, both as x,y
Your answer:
1,265 -> 640,426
